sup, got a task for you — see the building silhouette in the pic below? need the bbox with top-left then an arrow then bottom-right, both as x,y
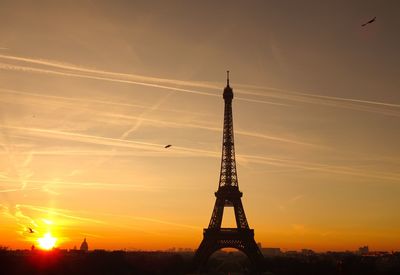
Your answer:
358,245 -> 369,255
262,247 -> 282,257
80,238 -> 88,252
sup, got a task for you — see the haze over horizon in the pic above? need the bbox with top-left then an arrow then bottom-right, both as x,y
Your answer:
0,1 -> 399,252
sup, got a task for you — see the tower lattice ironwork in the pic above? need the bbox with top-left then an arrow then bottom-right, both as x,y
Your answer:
193,72 -> 264,272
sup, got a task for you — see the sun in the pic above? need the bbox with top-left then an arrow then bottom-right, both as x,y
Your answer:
38,232 -> 57,250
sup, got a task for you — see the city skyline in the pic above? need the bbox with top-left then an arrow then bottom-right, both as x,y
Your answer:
0,1 -> 399,253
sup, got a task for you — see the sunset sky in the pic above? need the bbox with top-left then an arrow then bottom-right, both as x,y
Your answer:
0,1 -> 399,252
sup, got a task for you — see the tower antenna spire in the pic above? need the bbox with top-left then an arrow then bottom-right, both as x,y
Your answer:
226,70 -> 230,86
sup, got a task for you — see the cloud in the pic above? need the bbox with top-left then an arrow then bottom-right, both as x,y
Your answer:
0,204 -> 38,237
0,88 -> 208,117
0,124 -> 174,154
120,92 -> 173,139
0,60 -> 287,107
240,153 -> 400,182
1,54 -> 398,115
122,215 -> 201,230
235,84 -> 400,117
0,87 -> 318,147
107,113 -> 321,147
0,177 -> 166,193
245,84 -> 400,108
0,54 -> 217,89
291,224 -> 306,233
19,204 -> 200,231
0,187 -> 40,193
17,204 -> 105,224
0,135 -> 35,191
1,125 -> 398,182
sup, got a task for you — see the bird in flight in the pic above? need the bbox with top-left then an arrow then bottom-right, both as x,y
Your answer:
28,227 -> 35,233
164,145 -> 172,148
362,16 -> 376,27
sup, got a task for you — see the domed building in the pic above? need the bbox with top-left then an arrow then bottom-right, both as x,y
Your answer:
80,238 -> 88,252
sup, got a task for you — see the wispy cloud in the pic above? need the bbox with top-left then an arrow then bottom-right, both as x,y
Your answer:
1,124 -> 174,153
0,187 -> 40,193
239,84 -> 400,108
122,215 -> 201,230
0,177 -> 167,192
1,54 -> 398,116
0,204 -> 38,237
0,54 -> 217,89
0,60 -> 287,106
291,224 -> 307,235
107,113 -> 320,147
1,125 -> 398,182
17,204 -> 105,224
0,172 -> 9,179
0,136 -> 35,191
0,87 -> 319,147
235,85 -> 400,117
0,88 -> 208,116
276,194 -> 305,212
240,154 -> 400,182
19,203 -> 200,231
120,92 -> 173,139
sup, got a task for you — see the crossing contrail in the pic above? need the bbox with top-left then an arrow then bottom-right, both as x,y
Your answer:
234,84 -> 400,117
1,53 -> 398,111
1,125 -> 399,182
3,53 -> 397,114
0,62 -> 287,106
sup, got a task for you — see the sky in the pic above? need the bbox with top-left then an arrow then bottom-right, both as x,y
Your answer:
0,0 -> 399,252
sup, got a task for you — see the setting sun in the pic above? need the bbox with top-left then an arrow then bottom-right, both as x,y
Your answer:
38,233 -> 57,250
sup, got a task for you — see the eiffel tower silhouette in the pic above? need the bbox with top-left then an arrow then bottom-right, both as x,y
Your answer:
193,72 -> 264,272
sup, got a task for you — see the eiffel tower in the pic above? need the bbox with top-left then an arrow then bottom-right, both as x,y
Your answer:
193,72 -> 264,272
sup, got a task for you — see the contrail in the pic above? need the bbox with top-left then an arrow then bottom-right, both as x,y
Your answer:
0,62 -> 288,106
232,84 -> 400,117
0,53 -> 217,89
0,124 -> 186,154
0,178 -> 165,193
0,88 -> 313,147
120,92 -> 173,139
0,187 -> 40,193
1,204 -> 37,236
0,149 -> 187,158
240,154 -> 400,182
109,113 -> 321,148
17,204 -> 106,224
0,88 -> 210,116
2,125 -> 399,182
122,215 -> 201,230
18,203 -> 200,230
0,62 -> 217,96
236,83 -> 400,108
1,53 -> 397,112
77,210 -> 201,230
234,87 -> 400,117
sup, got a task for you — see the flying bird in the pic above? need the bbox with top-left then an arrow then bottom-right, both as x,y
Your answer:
164,145 -> 172,148
362,16 -> 376,27
28,227 -> 34,233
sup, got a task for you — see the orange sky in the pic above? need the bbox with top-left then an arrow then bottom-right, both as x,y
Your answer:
0,1 -> 399,252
